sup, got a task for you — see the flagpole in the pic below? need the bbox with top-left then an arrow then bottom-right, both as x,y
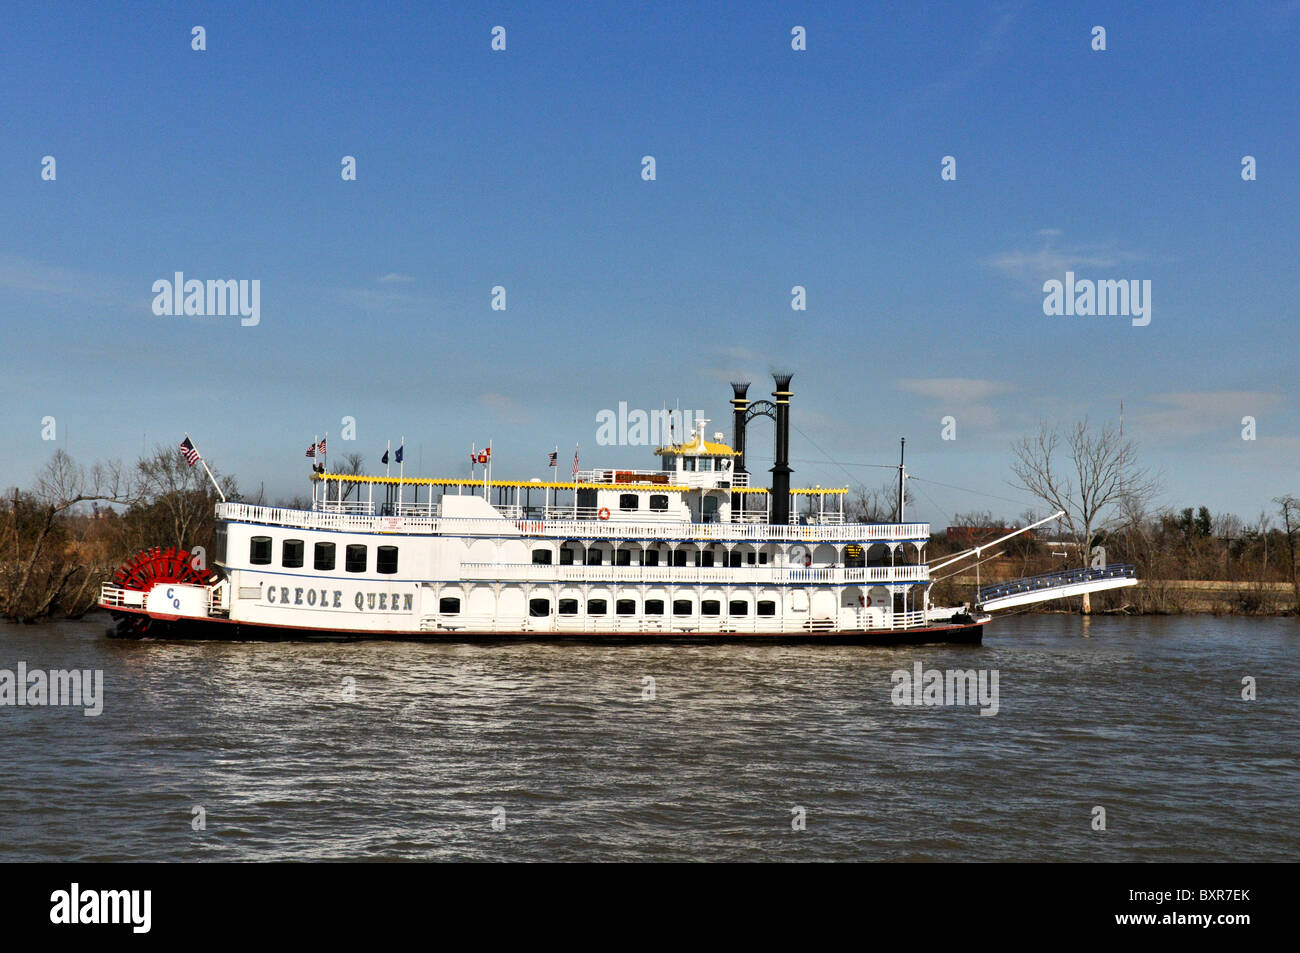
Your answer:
185,432 -> 226,503
386,440 -> 391,479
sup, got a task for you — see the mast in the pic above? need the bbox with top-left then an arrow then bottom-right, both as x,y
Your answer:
897,437 -> 906,523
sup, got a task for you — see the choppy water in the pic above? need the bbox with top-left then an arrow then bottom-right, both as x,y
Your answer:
0,613 -> 1295,861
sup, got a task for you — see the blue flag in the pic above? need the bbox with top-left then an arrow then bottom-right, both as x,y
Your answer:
394,445 -> 404,463
381,449 -> 389,464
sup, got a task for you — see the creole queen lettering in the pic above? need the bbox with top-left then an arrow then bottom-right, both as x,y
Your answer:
265,585 -> 413,612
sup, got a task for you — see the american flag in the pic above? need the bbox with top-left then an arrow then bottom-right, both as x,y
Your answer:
305,443 -> 315,458
179,436 -> 200,467
572,447 -> 579,477
548,451 -> 557,467
317,437 -> 327,456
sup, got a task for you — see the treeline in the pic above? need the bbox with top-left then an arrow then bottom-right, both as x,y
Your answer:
0,448 -> 239,622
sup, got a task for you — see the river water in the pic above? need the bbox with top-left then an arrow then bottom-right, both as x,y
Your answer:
0,613 -> 1295,862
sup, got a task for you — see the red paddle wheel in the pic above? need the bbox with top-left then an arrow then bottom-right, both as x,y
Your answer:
111,546 -> 215,592
104,546 -> 219,638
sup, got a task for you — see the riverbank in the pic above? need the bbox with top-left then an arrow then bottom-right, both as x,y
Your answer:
939,576 -> 1299,616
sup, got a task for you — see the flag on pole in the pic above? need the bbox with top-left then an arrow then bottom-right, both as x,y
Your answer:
572,446 -> 579,477
305,443 -> 316,458
179,436 -> 200,467
381,449 -> 389,465
394,445 -> 404,464
548,450 -> 557,467
318,437 -> 327,456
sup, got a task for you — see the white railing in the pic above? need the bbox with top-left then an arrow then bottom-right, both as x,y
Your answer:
577,468 -> 751,488
99,584 -> 145,609
216,502 -> 929,543
318,501 -> 375,515
893,610 -> 929,629
457,562 -> 928,584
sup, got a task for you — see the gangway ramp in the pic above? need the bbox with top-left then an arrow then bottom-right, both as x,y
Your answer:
978,564 -> 1138,611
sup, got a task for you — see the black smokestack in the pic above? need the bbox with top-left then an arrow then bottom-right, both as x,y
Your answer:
730,381 -> 750,475
770,372 -> 793,524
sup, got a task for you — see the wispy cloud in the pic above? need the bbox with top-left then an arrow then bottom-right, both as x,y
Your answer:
477,390 -> 532,425
909,1 -> 1025,101
984,233 -> 1151,294
378,273 -> 414,283
896,377 -> 1013,428
0,255 -> 127,305
1138,391 -> 1280,437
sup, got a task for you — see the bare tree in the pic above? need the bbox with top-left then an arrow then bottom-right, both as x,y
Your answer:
1,450 -> 133,620
1010,419 -> 1159,613
1275,495 -> 1299,614
134,445 -> 232,550
339,452 -> 366,501
845,477 -> 912,523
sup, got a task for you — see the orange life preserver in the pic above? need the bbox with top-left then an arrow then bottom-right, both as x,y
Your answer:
598,507 -> 611,521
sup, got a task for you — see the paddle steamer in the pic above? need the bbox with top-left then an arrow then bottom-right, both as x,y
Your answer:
98,375 -> 1136,643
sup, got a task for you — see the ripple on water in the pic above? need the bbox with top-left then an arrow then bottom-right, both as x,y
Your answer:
0,614 -> 1296,861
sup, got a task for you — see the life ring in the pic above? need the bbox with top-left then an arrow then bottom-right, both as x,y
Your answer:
598,507 -> 610,521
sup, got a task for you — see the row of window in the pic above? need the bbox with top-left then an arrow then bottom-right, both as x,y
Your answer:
249,537 -> 399,574
436,596 -> 777,617
533,548 -> 770,567
617,494 -> 670,511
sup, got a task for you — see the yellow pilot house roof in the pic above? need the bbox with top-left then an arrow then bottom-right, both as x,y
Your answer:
655,440 -> 741,457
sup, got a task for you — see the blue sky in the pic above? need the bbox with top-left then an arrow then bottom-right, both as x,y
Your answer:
2,1 -> 1297,525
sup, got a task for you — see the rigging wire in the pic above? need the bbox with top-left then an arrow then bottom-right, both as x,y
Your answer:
787,424 -> 865,490
907,475 -> 1036,510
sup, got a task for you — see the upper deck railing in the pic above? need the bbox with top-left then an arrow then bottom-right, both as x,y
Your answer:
215,502 -> 929,542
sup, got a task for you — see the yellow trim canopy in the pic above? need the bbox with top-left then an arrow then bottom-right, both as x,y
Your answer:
312,473 -> 845,494
313,474 -> 689,492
